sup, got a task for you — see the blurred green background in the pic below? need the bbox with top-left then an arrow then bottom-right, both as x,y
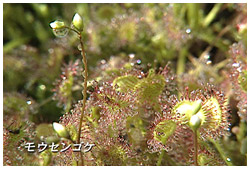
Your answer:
3,3 -> 246,124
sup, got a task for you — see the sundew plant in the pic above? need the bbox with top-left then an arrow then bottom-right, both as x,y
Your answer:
3,3 -> 247,166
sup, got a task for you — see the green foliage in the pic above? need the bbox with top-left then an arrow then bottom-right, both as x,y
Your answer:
113,69 -> 165,111
96,145 -> 130,166
39,150 -> 52,166
126,115 -> 147,146
66,124 -> 78,142
135,69 -> 165,107
238,70 -> 247,92
36,123 -> 56,139
153,120 -> 176,145
113,75 -> 139,92
198,153 -> 221,166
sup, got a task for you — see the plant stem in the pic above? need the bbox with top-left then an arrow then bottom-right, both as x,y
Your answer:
203,3 -> 223,27
194,129 -> 198,166
157,150 -> 177,166
177,47 -> 188,98
186,3 -> 200,30
76,32 -> 88,166
176,47 -> 187,76
208,137 -> 233,166
157,149 -> 165,166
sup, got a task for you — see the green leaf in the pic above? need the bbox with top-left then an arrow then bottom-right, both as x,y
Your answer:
36,123 -> 57,139
39,150 -> 52,166
45,135 -> 60,144
240,137 -> 247,155
198,153 -> 221,166
238,70 -> 247,92
66,124 -> 78,142
153,120 -> 176,145
113,69 -> 165,111
113,75 -> 139,93
135,69 -> 165,109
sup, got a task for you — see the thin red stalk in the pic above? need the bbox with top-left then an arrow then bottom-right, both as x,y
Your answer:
194,130 -> 198,166
76,33 -> 88,166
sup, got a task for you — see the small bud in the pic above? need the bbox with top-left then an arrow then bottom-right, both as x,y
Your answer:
189,114 -> 202,131
72,13 -> 83,31
52,122 -> 70,139
237,23 -> 247,34
50,20 -> 65,29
